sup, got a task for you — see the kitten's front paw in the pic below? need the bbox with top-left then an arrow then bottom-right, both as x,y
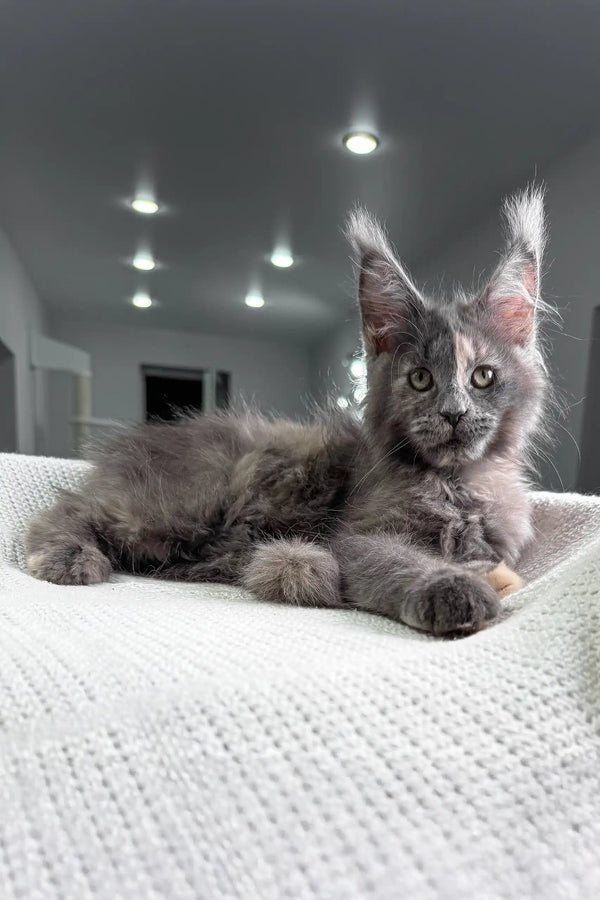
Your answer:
28,545 -> 112,585
410,571 -> 500,636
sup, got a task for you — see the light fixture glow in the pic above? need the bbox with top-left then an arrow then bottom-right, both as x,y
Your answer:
270,250 -> 294,268
132,251 -> 155,271
131,198 -> 159,215
245,292 -> 265,308
343,132 -> 379,155
353,385 -> 367,404
132,291 -> 152,308
350,357 -> 367,379
336,396 -> 350,410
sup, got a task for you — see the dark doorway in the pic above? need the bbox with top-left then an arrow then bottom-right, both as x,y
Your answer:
143,366 -> 230,422
0,338 -> 17,452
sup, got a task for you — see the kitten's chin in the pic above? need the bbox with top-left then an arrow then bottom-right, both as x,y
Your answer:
421,437 -> 488,469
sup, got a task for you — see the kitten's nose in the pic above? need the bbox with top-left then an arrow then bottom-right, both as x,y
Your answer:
440,411 -> 465,429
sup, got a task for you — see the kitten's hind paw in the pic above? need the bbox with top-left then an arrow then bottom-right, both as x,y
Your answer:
27,545 -> 112,586
409,571 -> 500,637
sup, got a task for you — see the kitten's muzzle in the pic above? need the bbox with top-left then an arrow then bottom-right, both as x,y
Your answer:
440,410 -> 466,430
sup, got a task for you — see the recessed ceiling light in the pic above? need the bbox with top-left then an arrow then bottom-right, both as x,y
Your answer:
132,251 -> 155,271
245,291 -> 265,308
270,250 -> 294,268
131,197 -> 159,215
353,385 -> 367,404
132,291 -> 152,308
343,132 -> 379,155
350,357 -> 367,379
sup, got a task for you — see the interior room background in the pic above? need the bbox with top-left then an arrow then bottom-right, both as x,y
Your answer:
1,0 -> 600,493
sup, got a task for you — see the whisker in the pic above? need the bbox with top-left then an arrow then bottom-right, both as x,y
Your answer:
565,395 -> 586,410
554,420 -> 581,464
390,345 -> 402,389
536,447 -> 566,492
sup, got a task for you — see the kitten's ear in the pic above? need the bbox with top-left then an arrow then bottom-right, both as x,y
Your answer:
346,208 -> 425,356
478,185 -> 546,346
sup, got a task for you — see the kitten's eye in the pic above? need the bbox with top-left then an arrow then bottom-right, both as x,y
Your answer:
408,368 -> 434,392
471,366 -> 495,389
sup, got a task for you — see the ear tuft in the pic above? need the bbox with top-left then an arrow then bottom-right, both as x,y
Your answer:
346,208 -> 424,356
345,208 -> 399,271
502,184 -> 547,268
479,184 -> 547,346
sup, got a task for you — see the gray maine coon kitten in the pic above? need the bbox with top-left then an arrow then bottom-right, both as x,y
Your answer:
26,187 -> 548,635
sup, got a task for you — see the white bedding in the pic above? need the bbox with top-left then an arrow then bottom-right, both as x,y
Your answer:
1,452 -> 600,899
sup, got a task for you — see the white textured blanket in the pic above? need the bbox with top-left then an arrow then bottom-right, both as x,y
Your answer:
1,453 -> 600,899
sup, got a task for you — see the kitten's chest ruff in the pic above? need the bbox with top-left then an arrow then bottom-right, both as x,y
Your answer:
409,468 -> 529,565
411,469 -> 479,526
437,474 -> 480,515
431,475 -> 494,561
348,466 -> 502,564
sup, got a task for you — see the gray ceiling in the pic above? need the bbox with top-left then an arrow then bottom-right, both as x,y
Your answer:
1,0 -> 600,345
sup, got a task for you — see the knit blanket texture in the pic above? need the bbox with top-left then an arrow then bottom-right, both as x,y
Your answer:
1,452 -> 600,899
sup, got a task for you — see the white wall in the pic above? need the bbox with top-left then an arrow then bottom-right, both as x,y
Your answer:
314,134 -> 600,490
48,319 -> 313,456
0,226 -> 46,453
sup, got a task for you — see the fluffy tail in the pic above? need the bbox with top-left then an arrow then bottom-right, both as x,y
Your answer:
242,538 -> 342,608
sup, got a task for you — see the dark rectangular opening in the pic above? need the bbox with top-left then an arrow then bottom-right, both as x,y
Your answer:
143,366 -> 204,422
142,366 -> 231,422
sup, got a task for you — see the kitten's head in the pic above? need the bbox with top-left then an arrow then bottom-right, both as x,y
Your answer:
348,187 -> 549,469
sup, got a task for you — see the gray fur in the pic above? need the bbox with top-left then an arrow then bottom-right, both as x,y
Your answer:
242,539 -> 341,608
25,187 -> 549,636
